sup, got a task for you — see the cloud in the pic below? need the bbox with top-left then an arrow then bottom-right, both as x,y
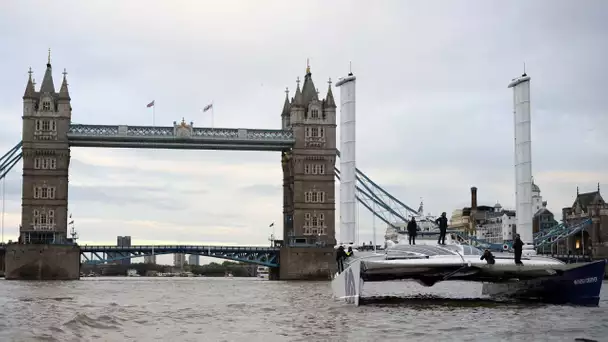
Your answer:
0,0 -> 607,254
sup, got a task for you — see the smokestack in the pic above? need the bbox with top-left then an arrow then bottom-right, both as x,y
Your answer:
471,187 -> 478,210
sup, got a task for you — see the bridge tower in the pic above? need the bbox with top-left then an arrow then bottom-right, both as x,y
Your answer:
5,54 -> 80,280
279,64 -> 337,279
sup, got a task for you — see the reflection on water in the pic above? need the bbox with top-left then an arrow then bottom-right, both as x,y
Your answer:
0,277 -> 606,342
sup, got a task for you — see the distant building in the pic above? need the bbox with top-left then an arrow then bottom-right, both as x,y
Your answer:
561,184 -> 608,256
144,255 -> 156,264
107,235 -> 131,265
174,253 -> 186,269
117,236 -> 131,266
473,204 -> 514,244
188,254 -> 200,266
533,204 -> 557,234
501,210 -> 517,241
449,208 -> 471,231
452,182 -> 554,243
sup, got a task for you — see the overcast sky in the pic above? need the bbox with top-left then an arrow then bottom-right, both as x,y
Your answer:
0,1 -> 606,264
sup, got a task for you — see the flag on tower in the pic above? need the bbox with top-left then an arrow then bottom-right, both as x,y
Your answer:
202,103 -> 213,112
269,222 -> 274,228
147,100 -> 155,108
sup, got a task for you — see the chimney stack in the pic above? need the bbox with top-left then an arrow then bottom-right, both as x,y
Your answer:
471,187 -> 478,210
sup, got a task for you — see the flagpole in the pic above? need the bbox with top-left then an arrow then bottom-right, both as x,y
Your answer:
153,103 -> 156,126
211,101 -> 214,129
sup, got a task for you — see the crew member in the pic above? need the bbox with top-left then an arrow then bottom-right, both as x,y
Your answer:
435,212 -> 448,245
480,249 -> 495,265
336,246 -> 347,273
346,246 -> 354,257
513,234 -> 523,265
407,217 -> 418,245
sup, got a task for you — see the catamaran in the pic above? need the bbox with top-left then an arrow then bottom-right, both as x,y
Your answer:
332,231 -> 606,306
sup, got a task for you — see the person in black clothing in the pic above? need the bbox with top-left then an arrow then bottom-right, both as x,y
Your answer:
336,246 -> 347,273
513,234 -> 524,265
480,249 -> 495,265
435,212 -> 448,245
407,217 -> 418,245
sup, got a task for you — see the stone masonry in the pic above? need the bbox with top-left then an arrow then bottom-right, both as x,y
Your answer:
20,57 -> 72,244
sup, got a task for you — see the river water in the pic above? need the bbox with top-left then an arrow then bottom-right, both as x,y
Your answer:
0,277 -> 606,342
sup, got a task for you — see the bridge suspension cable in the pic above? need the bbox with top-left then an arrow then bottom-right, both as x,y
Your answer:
0,141 -> 23,182
335,149 -> 419,229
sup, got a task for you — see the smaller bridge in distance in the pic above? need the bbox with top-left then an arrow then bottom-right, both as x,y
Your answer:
79,245 -> 280,267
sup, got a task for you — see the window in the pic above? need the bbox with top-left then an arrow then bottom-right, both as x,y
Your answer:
32,208 -> 55,230
305,190 -> 325,203
304,164 -> 311,174
33,184 -> 56,199
34,157 -> 57,170
304,212 -> 326,235
35,119 -> 57,132
42,101 -> 51,111
311,109 -> 319,119
305,127 -> 325,138
304,164 -> 325,175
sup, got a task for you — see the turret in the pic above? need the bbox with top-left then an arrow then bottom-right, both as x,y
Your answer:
57,69 -> 72,118
23,68 -> 37,115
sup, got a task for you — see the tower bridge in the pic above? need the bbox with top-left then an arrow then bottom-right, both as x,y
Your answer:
0,56 -> 426,280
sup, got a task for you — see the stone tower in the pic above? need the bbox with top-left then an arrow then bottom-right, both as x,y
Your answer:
20,54 -> 71,244
281,64 -> 337,247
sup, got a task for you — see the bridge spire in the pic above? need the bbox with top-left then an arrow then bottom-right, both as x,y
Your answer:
40,53 -> 56,94
325,77 -> 336,108
59,68 -> 70,99
293,77 -> 303,106
281,87 -> 290,116
23,67 -> 36,99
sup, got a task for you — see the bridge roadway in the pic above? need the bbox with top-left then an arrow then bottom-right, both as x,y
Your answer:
80,245 -> 280,267
67,123 -> 295,151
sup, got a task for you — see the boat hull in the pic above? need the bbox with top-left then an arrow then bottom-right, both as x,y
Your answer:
482,260 -> 606,306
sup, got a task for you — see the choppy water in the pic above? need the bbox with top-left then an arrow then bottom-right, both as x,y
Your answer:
0,277 -> 606,342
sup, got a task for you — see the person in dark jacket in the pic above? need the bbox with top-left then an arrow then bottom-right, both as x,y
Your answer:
480,249 -> 495,264
513,234 -> 523,265
435,212 -> 449,245
336,246 -> 347,273
407,217 -> 418,245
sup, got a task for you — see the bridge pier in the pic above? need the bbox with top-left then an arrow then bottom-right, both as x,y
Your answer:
4,244 -> 80,280
278,247 -> 336,280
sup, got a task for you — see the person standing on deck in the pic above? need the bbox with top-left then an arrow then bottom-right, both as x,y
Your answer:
336,246 -> 347,273
513,234 -> 524,265
407,217 -> 418,245
435,212 -> 448,245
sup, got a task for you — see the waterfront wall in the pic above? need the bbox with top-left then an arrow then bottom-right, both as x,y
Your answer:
279,247 -> 336,280
4,244 -> 80,280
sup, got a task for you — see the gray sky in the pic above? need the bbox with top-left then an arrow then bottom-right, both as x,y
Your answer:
0,1 -> 606,264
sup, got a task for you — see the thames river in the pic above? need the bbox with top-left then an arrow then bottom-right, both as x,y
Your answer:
0,277 -> 606,342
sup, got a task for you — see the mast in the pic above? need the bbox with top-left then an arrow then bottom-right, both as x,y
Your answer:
508,72 -> 534,249
335,70 -> 357,245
